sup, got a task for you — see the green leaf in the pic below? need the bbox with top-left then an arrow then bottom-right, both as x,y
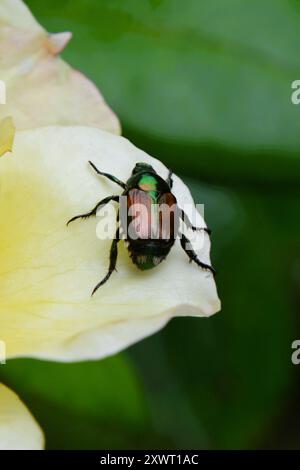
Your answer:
131,178 -> 298,448
0,355 -> 164,449
26,0 -> 300,182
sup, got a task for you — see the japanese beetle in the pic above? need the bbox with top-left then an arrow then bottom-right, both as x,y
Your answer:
67,161 -> 215,295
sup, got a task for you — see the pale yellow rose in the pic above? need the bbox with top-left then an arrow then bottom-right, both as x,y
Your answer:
0,119 -> 37,450
0,0 -> 220,450
0,116 -> 14,156
0,119 -> 220,449
0,384 -> 44,450
0,0 -> 120,133
0,123 -> 220,361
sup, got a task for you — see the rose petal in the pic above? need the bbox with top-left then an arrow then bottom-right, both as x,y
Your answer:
0,384 -> 44,450
0,126 -> 220,361
0,0 -> 120,133
0,117 -> 15,157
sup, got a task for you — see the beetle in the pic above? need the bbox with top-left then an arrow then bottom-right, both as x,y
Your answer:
67,161 -> 216,295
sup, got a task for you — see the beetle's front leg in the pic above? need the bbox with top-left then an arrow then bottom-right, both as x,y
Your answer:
179,233 -> 216,275
179,208 -> 211,235
89,161 -> 127,190
67,195 -> 119,225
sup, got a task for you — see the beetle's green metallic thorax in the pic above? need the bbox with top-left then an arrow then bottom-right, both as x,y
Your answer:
126,164 -> 170,199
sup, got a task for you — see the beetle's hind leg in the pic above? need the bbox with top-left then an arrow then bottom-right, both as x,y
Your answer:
179,208 -> 211,235
89,161 -> 127,190
180,233 -> 216,275
91,227 -> 120,296
67,195 -> 119,225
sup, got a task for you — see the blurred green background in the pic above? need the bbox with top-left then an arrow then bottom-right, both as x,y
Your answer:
1,0 -> 300,449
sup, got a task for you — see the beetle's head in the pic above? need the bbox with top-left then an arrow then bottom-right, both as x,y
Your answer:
132,162 -> 155,175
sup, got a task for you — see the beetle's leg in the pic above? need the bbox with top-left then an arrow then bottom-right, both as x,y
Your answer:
179,233 -> 216,275
67,195 -> 119,225
91,227 -> 120,295
89,161 -> 127,190
179,208 -> 211,235
166,168 -> 173,189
